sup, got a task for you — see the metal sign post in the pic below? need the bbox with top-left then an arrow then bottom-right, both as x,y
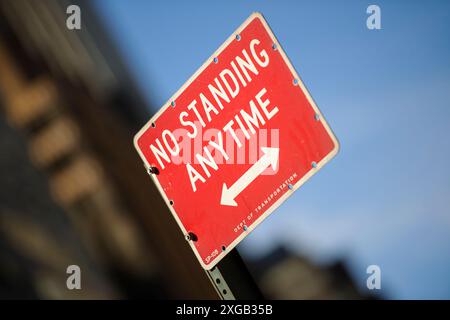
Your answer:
206,249 -> 264,300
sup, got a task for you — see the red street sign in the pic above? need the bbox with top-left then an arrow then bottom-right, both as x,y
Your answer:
134,13 -> 339,269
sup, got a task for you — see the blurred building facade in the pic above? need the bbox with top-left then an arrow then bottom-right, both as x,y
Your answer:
0,0 -> 217,299
247,247 -> 374,300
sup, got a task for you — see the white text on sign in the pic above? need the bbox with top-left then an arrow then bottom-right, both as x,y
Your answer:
149,39 -> 279,193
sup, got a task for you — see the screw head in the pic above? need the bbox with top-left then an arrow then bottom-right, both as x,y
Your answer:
186,232 -> 198,242
147,166 -> 159,175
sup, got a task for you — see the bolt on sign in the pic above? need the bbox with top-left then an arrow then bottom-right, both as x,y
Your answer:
134,13 -> 339,269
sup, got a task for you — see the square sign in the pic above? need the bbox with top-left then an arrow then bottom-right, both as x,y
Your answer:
134,13 -> 339,269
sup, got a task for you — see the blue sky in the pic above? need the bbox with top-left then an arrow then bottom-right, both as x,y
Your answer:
93,0 -> 450,299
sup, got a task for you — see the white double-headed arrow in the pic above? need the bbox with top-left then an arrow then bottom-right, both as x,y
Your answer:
220,147 -> 279,207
